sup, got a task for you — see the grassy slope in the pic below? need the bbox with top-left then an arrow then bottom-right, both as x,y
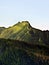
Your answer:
0,21 -> 49,45
0,21 -> 42,44
0,22 -> 33,43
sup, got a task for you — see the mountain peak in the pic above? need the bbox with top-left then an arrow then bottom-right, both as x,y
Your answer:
13,21 -> 31,28
21,21 -> 30,25
21,21 -> 29,23
20,21 -> 31,27
0,21 -> 49,45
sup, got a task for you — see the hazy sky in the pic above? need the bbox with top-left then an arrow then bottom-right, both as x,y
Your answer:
0,0 -> 49,30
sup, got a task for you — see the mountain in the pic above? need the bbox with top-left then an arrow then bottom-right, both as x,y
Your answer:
0,38 -> 49,65
0,21 -> 49,45
0,21 -> 49,65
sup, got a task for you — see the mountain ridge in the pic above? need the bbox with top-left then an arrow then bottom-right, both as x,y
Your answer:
0,21 -> 49,45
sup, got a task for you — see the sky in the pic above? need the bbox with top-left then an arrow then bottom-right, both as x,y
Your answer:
0,0 -> 49,30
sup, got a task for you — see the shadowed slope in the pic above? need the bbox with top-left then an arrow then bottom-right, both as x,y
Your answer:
0,38 -> 49,65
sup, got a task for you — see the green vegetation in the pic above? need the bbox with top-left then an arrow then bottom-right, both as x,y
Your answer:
0,21 -> 49,46
0,38 -> 49,65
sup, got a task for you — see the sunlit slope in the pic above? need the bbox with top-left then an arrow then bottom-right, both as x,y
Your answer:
0,21 -> 49,45
0,21 -> 33,43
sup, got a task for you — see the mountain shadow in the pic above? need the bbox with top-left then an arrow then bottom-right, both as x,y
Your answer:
0,38 -> 49,65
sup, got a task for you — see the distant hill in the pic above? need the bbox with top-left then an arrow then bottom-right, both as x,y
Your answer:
0,21 -> 49,45
0,38 -> 49,65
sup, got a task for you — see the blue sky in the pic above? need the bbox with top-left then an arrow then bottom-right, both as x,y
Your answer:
0,0 -> 49,30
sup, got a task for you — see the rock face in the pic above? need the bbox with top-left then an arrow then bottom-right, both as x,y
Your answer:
0,21 -> 49,45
